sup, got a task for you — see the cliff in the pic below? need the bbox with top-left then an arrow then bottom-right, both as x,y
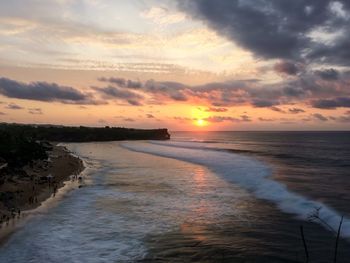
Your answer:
0,123 -> 170,142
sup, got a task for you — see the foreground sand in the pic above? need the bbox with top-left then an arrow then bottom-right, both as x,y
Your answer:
0,145 -> 84,225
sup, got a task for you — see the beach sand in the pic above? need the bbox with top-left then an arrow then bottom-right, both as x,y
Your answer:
0,144 -> 84,226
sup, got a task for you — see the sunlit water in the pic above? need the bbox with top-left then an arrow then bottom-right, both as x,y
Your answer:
0,133 -> 349,262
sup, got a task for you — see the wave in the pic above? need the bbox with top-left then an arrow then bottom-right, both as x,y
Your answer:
151,140 -> 350,167
121,141 -> 350,238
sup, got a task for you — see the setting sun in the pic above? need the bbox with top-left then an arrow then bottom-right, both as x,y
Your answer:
195,119 -> 206,127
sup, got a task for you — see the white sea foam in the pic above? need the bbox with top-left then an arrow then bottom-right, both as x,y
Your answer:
122,141 -> 350,238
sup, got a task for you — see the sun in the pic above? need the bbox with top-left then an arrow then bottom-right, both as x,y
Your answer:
195,119 -> 206,127
191,107 -> 209,127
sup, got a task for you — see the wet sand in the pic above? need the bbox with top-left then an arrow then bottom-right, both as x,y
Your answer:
0,145 -> 84,240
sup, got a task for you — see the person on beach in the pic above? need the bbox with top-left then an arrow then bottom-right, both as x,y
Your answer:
53,184 -> 58,197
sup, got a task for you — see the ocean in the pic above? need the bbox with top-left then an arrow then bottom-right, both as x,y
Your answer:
0,131 -> 349,262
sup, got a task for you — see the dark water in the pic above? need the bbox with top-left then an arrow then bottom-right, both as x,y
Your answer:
154,131 -> 350,262
172,131 -> 350,215
0,132 -> 349,263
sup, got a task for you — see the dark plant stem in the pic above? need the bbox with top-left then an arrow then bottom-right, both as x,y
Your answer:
318,218 -> 337,235
334,216 -> 343,263
300,225 -> 309,263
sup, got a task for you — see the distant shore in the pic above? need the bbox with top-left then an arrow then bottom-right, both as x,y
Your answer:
0,122 -> 170,245
0,144 -> 84,226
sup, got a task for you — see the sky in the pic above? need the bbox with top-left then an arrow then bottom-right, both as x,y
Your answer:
0,0 -> 350,131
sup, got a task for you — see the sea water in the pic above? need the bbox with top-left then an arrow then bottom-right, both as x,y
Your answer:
0,131 -> 349,262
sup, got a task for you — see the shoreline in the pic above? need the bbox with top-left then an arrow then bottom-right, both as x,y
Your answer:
0,144 -> 85,243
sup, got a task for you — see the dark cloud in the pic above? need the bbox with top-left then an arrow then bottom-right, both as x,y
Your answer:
0,77 -> 96,104
146,114 -> 155,118
173,116 -> 194,123
177,0 -> 350,66
123,118 -> 135,122
98,77 -> 142,89
99,77 -> 126,87
311,97 -> 350,109
315,68 -> 339,80
99,77 -> 188,102
205,107 -> 228,112
282,86 -> 307,98
0,112 -> 5,115
240,114 -> 252,122
127,100 -> 143,106
97,73 -> 350,109
98,119 -> 107,124
302,117 -> 312,122
259,117 -> 274,122
280,121 -> 296,125
274,61 -> 299,75
270,106 -> 286,113
312,113 -> 328,121
337,115 -> 350,122
92,86 -> 144,106
143,80 -> 188,101
308,37 -> 350,67
6,103 -> 23,110
28,108 -> 43,115
204,115 -> 251,123
253,99 -> 278,107
288,108 -> 305,114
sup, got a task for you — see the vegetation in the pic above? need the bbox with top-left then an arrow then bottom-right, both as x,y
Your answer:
0,129 -> 50,168
0,122 -> 170,169
299,207 -> 344,263
0,123 -> 170,142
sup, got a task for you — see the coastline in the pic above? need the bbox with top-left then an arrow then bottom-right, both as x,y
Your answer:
0,144 -> 85,242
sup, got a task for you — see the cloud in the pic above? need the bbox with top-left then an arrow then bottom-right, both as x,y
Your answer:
6,103 -> 23,110
98,72 -> 350,109
253,99 -> 278,107
288,108 -> 305,114
0,77 -> 97,104
204,107 -> 228,112
129,100 -> 144,106
173,116 -> 196,123
146,114 -> 155,118
337,115 -> 350,122
204,115 -> 251,123
259,117 -> 275,122
123,118 -> 135,122
177,0 -> 350,66
99,77 -> 189,102
315,68 -> 339,80
240,114 -> 252,122
0,112 -> 5,115
141,7 -> 186,25
274,61 -> 300,75
98,77 -> 142,89
311,97 -> 350,109
98,119 -> 107,124
312,113 -> 328,121
270,106 -> 286,113
28,108 -> 43,114
92,86 -> 144,106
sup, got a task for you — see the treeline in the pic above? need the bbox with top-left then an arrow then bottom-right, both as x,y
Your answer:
0,123 -> 170,168
0,123 -> 170,142
0,130 -> 50,168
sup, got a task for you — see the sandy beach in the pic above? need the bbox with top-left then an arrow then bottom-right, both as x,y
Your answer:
0,144 -> 84,228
